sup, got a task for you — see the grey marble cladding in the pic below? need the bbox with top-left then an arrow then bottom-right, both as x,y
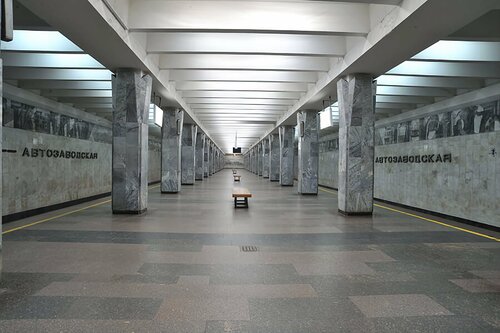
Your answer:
297,110 -> 319,194
204,139 -> 209,177
111,69 -> 152,214
279,126 -> 295,186
262,137 -> 270,178
257,143 -> 263,176
337,74 -> 375,214
319,133 -> 340,189
161,108 -> 183,193
3,97 -> 112,144
181,124 -> 197,185
376,98 -> 500,146
195,132 -> 205,180
0,59 -> 3,273
209,143 -> 215,175
375,131 -> 500,227
269,134 -> 280,181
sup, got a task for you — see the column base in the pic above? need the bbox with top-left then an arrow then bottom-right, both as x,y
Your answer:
270,179 -> 279,182
113,208 -> 147,215
338,209 -> 373,216
299,192 -> 318,196
280,184 -> 294,187
161,191 -> 179,194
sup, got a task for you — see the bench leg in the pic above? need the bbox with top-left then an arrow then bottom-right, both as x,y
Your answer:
234,197 -> 249,208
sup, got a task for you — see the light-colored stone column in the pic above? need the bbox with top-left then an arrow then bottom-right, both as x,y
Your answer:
279,125 -> 294,186
111,69 -> 152,214
269,133 -> 280,181
337,74 -> 376,215
181,124 -> 197,184
254,145 -> 258,175
256,143 -> 261,176
297,110 -> 319,194
210,143 -> 215,175
262,137 -> 270,178
195,132 -> 205,180
161,107 -> 184,193
250,148 -> 254,173
207,141 -> 213,176
204,139 -> 209,178
0,57 -> 3,270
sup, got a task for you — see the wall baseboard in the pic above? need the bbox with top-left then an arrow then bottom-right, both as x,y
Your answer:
374,197 -> 500,233
2,180 -> 162,224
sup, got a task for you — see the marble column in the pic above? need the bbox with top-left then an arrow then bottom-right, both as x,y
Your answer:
250,149 -> 254,173
207,142 -> 212,176
161,107 -> 184,193
252,148 -> 257,174
210,143 -> 215,175
269,133 -> 280,181
256,144 -> 261,176
255,147 -> 258,174
111,69 -> 152,214
262,137 -> 270,178
214,150 -> 217,173
181,124 -> 197,184
337,74 -> 376,215
215,149 -> 220,172
196,132 -> 205,180
279,126 -> 295,186
297,110 -> 319,194
204,140 -> 209,177
0,58 -> 3,271
0,0 -> 13,277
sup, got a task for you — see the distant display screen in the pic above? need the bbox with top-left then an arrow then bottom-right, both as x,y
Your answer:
233,147 -> 242,154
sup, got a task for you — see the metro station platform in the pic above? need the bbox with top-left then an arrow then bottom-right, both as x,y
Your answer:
0,169 -> 499,332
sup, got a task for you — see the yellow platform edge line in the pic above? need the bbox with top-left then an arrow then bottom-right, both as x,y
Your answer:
2,184 -> 161,235
318,187 -> 499,242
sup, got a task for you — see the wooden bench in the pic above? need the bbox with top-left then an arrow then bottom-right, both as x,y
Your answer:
233,174 -> 241,182
232,187 -> 252,208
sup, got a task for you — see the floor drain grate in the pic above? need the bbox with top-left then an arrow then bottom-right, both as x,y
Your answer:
240,245 -> 258,252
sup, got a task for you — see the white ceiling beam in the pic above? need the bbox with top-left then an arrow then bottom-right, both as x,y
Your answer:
147,33 -> 347,56
376,85 -> 455,97
376,95 -> 434,104
195,111 -> 283,116
412,41 -> 500,62
159,54 -> 331,71
201,120 -> 275,124
375,102 -> 415,109
58,97 -> 112,104
186,98 -> 295,106
197,115 -> 278,121
129,1 -> 370,35
4,68 -> 112,81
377,75 -> 483,89
2,52 -> 105,69
42,90 -> 112,98
169,70 -> 318,83
192,104 -> 286,110
1,30 -> 82,53
176,81 -> 308,92
18,80 -> 112,90
181,90 -> 301,99
72,103 -> 113,109
387,60 -> 500,78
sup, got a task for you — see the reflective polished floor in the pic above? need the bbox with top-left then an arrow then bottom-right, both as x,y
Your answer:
1,169 -> 499,332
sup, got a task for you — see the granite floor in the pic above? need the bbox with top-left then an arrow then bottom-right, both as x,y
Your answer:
1,169 -> 499,332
